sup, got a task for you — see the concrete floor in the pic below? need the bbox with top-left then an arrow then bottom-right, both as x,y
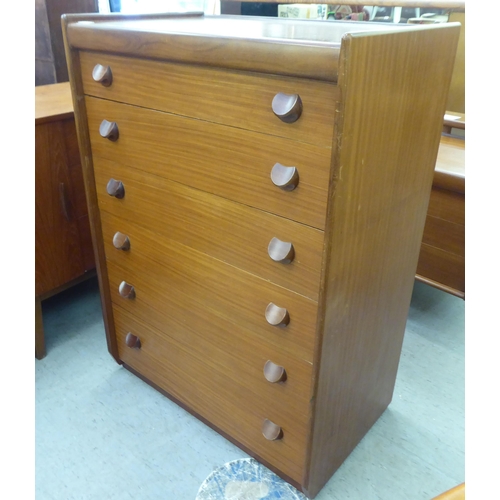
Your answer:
35,277 -> 464,499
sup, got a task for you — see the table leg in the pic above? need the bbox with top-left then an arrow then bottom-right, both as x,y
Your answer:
35,296 -> 46,359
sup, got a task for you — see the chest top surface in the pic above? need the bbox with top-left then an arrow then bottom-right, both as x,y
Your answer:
62,13 -> 453,82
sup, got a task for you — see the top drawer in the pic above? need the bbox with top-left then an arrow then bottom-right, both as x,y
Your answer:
80,51 -> 338,147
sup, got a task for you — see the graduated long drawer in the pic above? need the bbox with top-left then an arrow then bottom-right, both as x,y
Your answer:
114,307 -> 308,483
113,294 -> 312,427
86,96 -> 331,229
94,157 -> 324,301
100,210 -> 318,362
80,51 -> 338,147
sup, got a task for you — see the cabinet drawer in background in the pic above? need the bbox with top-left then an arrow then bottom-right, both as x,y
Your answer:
86,96 -> 331,229
114,307 -> 308,483
80,51 -> 338,147
101,215 -> 318,362
95,159 -> 324,301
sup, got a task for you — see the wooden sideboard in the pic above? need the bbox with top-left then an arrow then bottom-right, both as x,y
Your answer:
63,13 -> 459,497
416,133 -> 465,298
35,82 -> 95,359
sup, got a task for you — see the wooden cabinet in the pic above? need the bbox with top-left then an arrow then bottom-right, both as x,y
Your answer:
63,13 -> 459,497
35,82 -> 95,359
416,135 -> 465,298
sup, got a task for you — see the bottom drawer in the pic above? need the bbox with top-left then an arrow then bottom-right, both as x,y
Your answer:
114,305 -> 308,483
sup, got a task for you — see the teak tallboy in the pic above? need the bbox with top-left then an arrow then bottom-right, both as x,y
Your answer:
63,13 -> 459,497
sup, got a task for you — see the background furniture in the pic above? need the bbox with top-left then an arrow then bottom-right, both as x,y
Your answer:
35,82 -> 95,359
63,13 -> 459,498
35,0 -> 97,85
416,124 -> 465,298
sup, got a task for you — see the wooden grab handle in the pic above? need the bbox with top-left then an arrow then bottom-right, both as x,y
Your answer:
59,182 -> 71,221
272,92 -> 303,123
263,360 -> 287,383
268,237 -> 294,264
99,119 -> 119,141
125,332 -> 141,349
106,178 -> 125,199
270,163 -> 299,191
262,419 -> 283,441
265,303 -> 290,327
119,281 -> 135,299
113,232 -> 130,251
92,64 -> 113,87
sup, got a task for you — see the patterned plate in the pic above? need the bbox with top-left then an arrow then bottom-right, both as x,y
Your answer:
196,458 -> 308,500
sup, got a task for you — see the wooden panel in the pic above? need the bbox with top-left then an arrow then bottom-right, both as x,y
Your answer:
416,243 -> 465,295
80,52 -> 338,146
426,186 -> 464,225
112,298 -> 313,427
420,215 -> 464,257
35,121 -> 87,296
35,82 -> 74,123
94,158 -> 323,300
305,24 -> 460,498
101,211 -> 318,362
86,97 -> 331,229
446,12 -> 465,113
114,307 -> 307,482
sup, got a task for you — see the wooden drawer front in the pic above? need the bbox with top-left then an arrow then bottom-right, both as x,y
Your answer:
101,213 -> 318,362
421,215 -> 464,258
114,307 -> 307,482
95,159 -> 324,301
81,51 -> 338,147
87,97 -> 330,229
426,187 -> 464,226
416,243 -> 465,294
112,296 -> 312,426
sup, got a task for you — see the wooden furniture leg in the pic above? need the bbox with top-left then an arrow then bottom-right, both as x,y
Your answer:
35,296 -> 46,360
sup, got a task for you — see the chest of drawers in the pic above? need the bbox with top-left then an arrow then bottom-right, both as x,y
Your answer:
63,13 -> 459,498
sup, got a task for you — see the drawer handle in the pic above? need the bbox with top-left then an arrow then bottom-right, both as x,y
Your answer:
265,303 -> 289,327
99,119 -> 119,141
106,178 -> 125,199
272,92 -> 303,123
92,64 -> 113,87
270,163 -> 299,191
119,281 -> 136,299
262,419 -> 283,441
125,332 -> 141,349
113,232 -> 130,251
263,360 -> 287,383
268,237 -> 294,264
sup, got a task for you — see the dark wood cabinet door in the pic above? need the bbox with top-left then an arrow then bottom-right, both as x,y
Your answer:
35,118 -> 94,296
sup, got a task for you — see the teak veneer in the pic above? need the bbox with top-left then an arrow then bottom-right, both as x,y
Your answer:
63,13 -> 459,497
35,82 -> 95,359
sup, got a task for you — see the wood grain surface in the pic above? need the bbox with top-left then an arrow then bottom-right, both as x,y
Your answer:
101,211 -> 318,362
62,13 -> 462,498
61,25 -> 120,361
94,158 -> 324,300
80,51 -> 337,146
35,82 -> 74,124
304,23 -> 460,497
35,118 -> 93,296
86,97 -> 332,229
114,307 -> 307,482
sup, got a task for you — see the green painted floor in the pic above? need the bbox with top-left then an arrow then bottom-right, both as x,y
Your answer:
35,277 -> 464,499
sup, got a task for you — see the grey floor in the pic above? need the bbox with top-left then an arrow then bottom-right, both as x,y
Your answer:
35,277 -> 464,500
